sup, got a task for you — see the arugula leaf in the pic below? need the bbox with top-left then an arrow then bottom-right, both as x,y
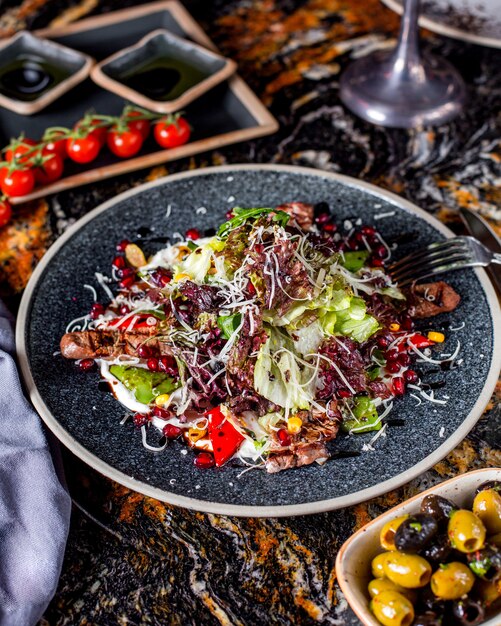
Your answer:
218,207 -> 290,238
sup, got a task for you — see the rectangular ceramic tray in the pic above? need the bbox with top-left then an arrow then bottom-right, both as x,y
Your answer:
3,1 -> 278,204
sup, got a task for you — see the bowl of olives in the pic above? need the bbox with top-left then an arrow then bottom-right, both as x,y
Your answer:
336,468 -> 501,626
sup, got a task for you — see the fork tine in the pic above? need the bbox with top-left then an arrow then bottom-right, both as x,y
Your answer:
396,259 -> 479,287
389,239 -> 469,271
390,250 -> 473,282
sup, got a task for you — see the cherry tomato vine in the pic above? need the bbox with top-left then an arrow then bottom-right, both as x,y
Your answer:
0,105 -> 191,228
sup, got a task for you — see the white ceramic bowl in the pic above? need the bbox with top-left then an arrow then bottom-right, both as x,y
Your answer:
336,468 -> 501,626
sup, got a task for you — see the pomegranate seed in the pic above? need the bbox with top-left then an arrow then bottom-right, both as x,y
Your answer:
153,406 -> 170,419
377,337 -> 389,348
159,355 -> 177,375
133,412 -> 150,427
354,231 -> 365,243
401,315 -> 414,331
194,452 -> 215,469
78,358 -> 95,372
324,222 -> 337,232
185,228 -> 200,240
119,304 -> 130,315
112,256 -> 126,269
371,258 -> 384,267
137,345 -> 152,359
392,377 -> 405,395
163,424 -> 182,439
372,245 -> 387,259
248,281 -> 256,296
254,243 -> 264,254
89,303 -> 104,319
361,225 -> 376,236
226,210 -> 234,220
159,274 -> 171,287
386,361 -> 400,374
337,389 -> 352,399
147,358 -> 159,371
116,239 -> 130,252
404,369 -> 418,383
119,275 -> 135,289
277,428 -> 291,446
315,212 -> 331,225
385,349 -> 399,362
398,353 -> 411,367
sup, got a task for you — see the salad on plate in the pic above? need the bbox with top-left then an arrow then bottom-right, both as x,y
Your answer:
60,203 -> 461,472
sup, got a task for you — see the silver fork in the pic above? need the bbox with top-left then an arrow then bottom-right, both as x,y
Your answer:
388,236 -> 501,287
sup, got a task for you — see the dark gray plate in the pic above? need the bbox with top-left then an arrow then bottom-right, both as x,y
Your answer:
16,165 -> 501,517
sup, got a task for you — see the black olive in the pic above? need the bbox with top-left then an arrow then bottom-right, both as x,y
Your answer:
418,586 -> 447,614
394,513 -> 438,553
413,612 -> 442,626
475,480 -> 501,495
467,545 -> 501,581
452,599 -> 485,625
421,532 -> 452,564
421,494 -> 457,528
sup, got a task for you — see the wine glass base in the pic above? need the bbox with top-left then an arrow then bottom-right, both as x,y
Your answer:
339,49 -> 466,128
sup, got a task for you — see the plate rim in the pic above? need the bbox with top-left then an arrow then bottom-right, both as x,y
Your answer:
381,0 -> 501,49
15,163 -> 501,517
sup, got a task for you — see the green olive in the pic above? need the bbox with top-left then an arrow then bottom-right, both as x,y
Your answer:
430,561 -> 475,600
448,509 -> 486,553
383,552 -> 432,588
473,489 -> 501,535
370,590 -> 415,626
372,552 -> 391,578
380,515 -> 409,551
368,578 -> 416,603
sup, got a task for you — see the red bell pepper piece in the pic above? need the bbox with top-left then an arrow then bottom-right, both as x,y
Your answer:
110,314 -> 157,331
397,333 -> 434,352
206,406 -> 244,467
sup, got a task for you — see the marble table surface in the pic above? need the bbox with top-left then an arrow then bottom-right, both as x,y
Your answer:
0,1 -> 499,624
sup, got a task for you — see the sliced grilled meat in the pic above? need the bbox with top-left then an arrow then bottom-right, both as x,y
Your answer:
265,442 -> 329,473
60,329 -> 172,360
407,281 -> 460,318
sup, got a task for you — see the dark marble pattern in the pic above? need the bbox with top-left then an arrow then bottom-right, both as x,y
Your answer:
0,0 -> 499,624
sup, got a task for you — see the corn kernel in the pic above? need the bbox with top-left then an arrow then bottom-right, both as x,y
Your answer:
427,331 -> 445,343
389,323 -> 400,332
174,272 -> 190,282
287,416 -> 303,434
155,394 -> 170,407
125,243 -> 146,268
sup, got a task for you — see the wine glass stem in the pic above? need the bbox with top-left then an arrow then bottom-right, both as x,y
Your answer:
393,0 -> 422,75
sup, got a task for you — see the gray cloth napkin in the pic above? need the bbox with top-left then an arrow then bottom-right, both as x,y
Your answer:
0,301 -> 71,626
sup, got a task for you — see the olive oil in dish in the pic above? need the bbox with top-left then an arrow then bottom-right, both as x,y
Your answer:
115,57 -> 208,102
0,54 -> 71,102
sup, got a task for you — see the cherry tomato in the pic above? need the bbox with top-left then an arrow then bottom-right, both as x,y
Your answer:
66,135 -> 101,164
34,153 -> 64,186
74,118 -> 107,146
153,117 -> 191,149
42,132 -> 67,160
5,138 -> 37,165
106,128 -> 143,158
125,111 -> 150,140
0,199 -> 12,227
0,167 -> 35,197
